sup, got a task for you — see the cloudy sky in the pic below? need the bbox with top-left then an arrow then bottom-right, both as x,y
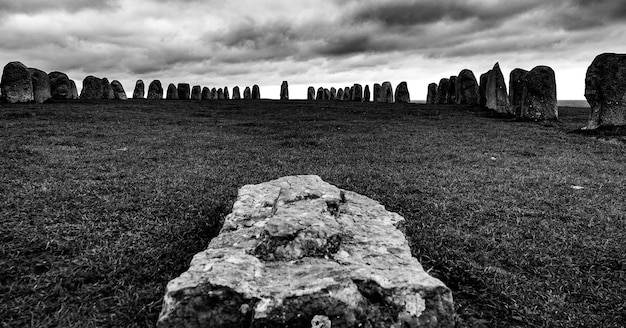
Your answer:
1,0 -> 625,100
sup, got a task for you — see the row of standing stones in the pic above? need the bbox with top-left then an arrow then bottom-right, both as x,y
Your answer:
286,81 -> 411,103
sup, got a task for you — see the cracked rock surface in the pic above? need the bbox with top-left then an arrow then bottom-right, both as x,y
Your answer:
157,175 -> 454,328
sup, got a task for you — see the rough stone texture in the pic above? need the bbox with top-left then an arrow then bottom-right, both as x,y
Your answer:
479,73 -> 488,107
345,87 -> 351,101
148,80 -> 164,99
584,53 -> 626,129
252,85 -> 261,99
191,85 -> 201,100
485,63 -> 511,114
280,81 -> 289,100
316,87 -> 324,101
520,66 -> 558,121
363,85 -> 370,102
509,68 -> 529,116
216,88 -> 224,100
224,87 -> 230,100
133,80 -> 145,99
336,88 -> 344,101
308,87 -> 316,100
352,84 -> 363,102
102,78 -> 115,99
157,175 -> 454,328
446,76 -> 457,104
111,80 -> 128,100
178,83 -> 191,100
324,88 -> 331,101
1,61 -> 34,103
80,76 -> 104,99
233,86 -> 241,100
202,87 -> 211,100
426,83 -> 437,104
211,88 -> 218,100
69,80 -> 79,99
330,87 -> 337,100
244,86 -> 252,100
373,83 -> 382,102
28,68 -> 52,103
381,82 -> 393,103
166,83 -> 178,100
49,71 -> 72,100
395,81 -> 410,103
456,69 -> 480,105
435,78 -> 449,105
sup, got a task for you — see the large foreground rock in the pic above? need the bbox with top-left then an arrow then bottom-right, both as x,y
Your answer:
395,81 -> 410,103
28,68 -> 52,103
157,175 -> 454,328
381,81 -> 393,103
49,71 -> 73,100
148,80 -> 163,99
584,53 -> 626,129
133,80 -> 145,99
456,69 -> 480,105
426,83 -> 437,104
280,81 -> 289,100
485,63 -> 511,114
520,66 -> 558,121
1,61 -> 33,103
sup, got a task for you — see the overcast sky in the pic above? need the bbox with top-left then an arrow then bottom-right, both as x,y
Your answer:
1,0 -> 625,100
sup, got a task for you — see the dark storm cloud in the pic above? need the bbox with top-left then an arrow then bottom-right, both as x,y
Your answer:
0,0 -> 118,14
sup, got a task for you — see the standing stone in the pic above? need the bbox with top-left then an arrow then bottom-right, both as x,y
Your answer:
456,69 -> 480,105
80,76 -> 104,99
336,88 -> 344,101
485,63 -> 511,114
201,87 -> 211,100
156,175 -> 454,328
316,87 -> 324,100
324,88 -> 331,100
584,53 -> 626,129
308,86 -> 315,100
330,87 -> 337,100
252,85 -> 261,99
244,86 -> 251,99
28,68 -> 52,103
395,81 -> 410,103
69,80 -> 79,99
479,73 -> 488,107
381,81 -> 393,103
224,87 -> 230,100
147,80 -> 164,99
232,86 -> 241,100
426,83 -> 437,104
509,68 -> 529,116
211,87 -> 218,100
50,72 -> 72,100
520,66 -> 558,121
435,78 -> 449,105
1,61 -> 34,103
133,80 -> 145,99
280,81 -> 289,100
446,76 -> 457,104
217,88 -> 224,100
352,84 -> 363,102
363,85 -> 370,102
102,78 -> 115,99
373,83 -> 382,102
178,83 -> 190,100
111,80 -> 128,100
166,83 -> 178,100
346,87 -> 353,101
191,85 -> 202,100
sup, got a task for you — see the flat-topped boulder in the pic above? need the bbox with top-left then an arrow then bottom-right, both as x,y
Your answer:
252,85 -> 261,99
133,80 -> 145,99
178,83 -> 190,100
584,53 -> 626,129
166,83 -> 178,100
280,81 -> 289,100
232,86 -> 241,100
28,68 -> 52,103
520,66 -> 558,121
49,71 -> 73,100
1,61 -> 33,103
191,85 -> 202,100
427,83 -> 437,104
395,81 -> 410,103
111,80 -> 128,100
435,78 -> 449,105
148,80 -> 163,99
485,63 -> 511,114
381,81 -> 393,103
157,175 -> 454,328
456,69 -> 480,105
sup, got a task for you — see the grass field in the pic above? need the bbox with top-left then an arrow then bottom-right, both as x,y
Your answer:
1,100 -> 624,327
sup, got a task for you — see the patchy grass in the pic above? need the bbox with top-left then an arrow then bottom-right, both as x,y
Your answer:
1,100 -> 624,327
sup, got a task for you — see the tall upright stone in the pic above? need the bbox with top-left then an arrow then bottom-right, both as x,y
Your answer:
166,83 -> 178,100
520,66 -> 558,121
50,72 -> 72,100
307,86 -> 315,100
28,68 -> 52,103
373,83 -> 382,102
330,87 -> 337,100
252,85 -> 261,99
217,88 -> 224,100
1,61 -> 33,103
111,80 -> 128,100
147,80 -> 163,99
352,84 -> 363,102
485,63 -> 511,114
435,78 -> 449,104
133,79 -> 145,99
479,73 -> 488,107
446,76 -> 457,104
202,87 -> 211,100
211,88 -> 217,100
69,80 -> 79,99
191,85 -> 202,100
224,87 -> 230,100
336,88 -> 344,101
232,86 -> 241,100
178,83 -> 190,100
244,86 -> 251,99
426,83 -> 437,104
363,85 -> 370,102
280,81 -> 289,100
345,87 -> 352,101
102,78 -> 115,99
324,88 -> 331,100
381,82 -> 393,103
80,76 -> 104,99
584,53 -> 626,129
509,68 -> 529,116
316,87 -> 324,100
456,69 -> 480,105
394,81 -> 410,103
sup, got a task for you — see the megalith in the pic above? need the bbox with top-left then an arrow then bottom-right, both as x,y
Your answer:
201,87 -> 211,100
446,76 -> 457,104
133,79 -> 145,99
324,88 -> 331,101
456,69 -> 480,105
584,53 -> 626,129
217,88 -> 224,100
520,66 -> 558,121
232,86 -> 241,100
69,80 -> 79,99
316,87 -> 324,100
352,84 -> 363,102
28,68 -> 52,103
485,63 -> 511,114
147,80 -> 163,99
373,83 -> 382,102
156,175 -> 455,328
435,78 -> 449,105
426,83 -> 437,104
363,85 -> 370,102
1,61 -> 33,103
280,81 -> 289,100
381,82 -> 394,103
224,87 -> 230,100
178,83 -> 190,100
509,68 -> 529,116
166,83 -> 178,100
111,80 -> 128,100
479,73 -> 488,107
252,85 -> 261,99
336,88 -> 344,101
211,87 -> 218,100
330,87 -> 337,100
244,86 -> 251,99
308,86 -> 316,100
344,87 -> 351,101
191,85 -> 202,100
102,78 -> 115,99
80,76 -> 104,99
395,81 -> 410,103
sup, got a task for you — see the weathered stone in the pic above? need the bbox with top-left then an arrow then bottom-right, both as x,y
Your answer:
363,85 -> 370,102
232,86 -> 241,100
50,71 -> 72,100
80,76 -> 104,99
217,88 -> 224,100
485,63 -> 511,114
111,80 -> 128,100
191,85 -> 202,100
446,76 -> 457,104
166,83 -> 178,100
244,86 -> 251,100
280,81 -> 289,100
330,87 -> 337,100
147,80 -> 164,99
69,80 -> 79,99
373,83 -> 382,102
435,79 -> 449,105
28,68 -> 51,103
520,66 -> 558,121
344,87 -> 351,101
201,87 -> 211,100
157,175 -> 454,328
479,73 -> 488,107
178,83 -> 190,100
584,53 -> 626,129
395,81 -> 410,103
381,81 -> 393,103
252,85 -> 260,99
308,87 -> 316,100
316,87 -> 324,101
426,83 -> 437,104
224,87 -> 230,100
1,61 -> 33,103
102,78 -> 115,99
456,69 -> 480,105
509,68 -> 529,116
336,88 -> 344,101
211,87 -> 218,100
352,84 -> 363,102
324,88 -> 331,100
133,80 -> 145,99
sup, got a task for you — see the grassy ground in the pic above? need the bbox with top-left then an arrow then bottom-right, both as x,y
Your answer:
1,100 -> 624,327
